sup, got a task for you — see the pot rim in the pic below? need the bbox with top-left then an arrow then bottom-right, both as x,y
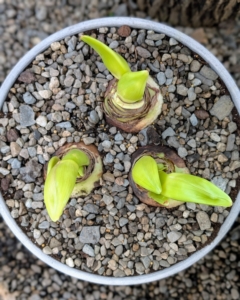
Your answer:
0,17 -> 239,286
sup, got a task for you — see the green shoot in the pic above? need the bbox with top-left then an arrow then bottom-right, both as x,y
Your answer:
81,35 -> 130,79
44,149 -> 90,222
81,35 -> 163,132
132,155 -> 232,208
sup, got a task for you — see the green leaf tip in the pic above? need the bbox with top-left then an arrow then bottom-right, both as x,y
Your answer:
117,70 -> 149,103
158,171 -> 232,208
132,154 -> 232,208
44,159 -> 79,222
132,155 -> 161,194
44,149 -> 91,222
81,35 -> 131,79
62,149 -> 90,168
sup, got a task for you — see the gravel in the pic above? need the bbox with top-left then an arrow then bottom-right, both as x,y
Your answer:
0,1 -> 240,299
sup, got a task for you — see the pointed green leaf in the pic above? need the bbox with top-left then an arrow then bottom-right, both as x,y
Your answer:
117,70 -> 149,103
47,156 -> 60,176
132,155 -> 161,194
159,171 -> 232,207
44,160 -> 79,222
78,166 -> 84,177
81,35 -> 131,79
62,149 -> 90,167
148,191 -> 167,204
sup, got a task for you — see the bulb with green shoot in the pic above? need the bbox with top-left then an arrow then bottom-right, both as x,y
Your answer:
44,143 -> 103,222
81,35 -> 163,133
129,145 -> 232,208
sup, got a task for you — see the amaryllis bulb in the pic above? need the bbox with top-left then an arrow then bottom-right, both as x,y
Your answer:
44,144 -> 102,222
81,35 -> 163,133
129,146 -> 232,208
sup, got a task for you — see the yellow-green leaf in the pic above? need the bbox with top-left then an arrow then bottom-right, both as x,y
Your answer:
117,70 -> 149,103
47,156 -> 60,176
44,160 -> 79,222
81,35 -> 131,79
132,156 -> 161,194
159,171 -> 232,207
62,149 -> 90,167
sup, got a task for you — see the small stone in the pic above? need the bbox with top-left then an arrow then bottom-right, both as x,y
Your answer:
210,95 -> 234,120
83,203 -> 99,214
19,105 -> 35,126
51,42 -> 61,51
43,246 -> 52,255
226,134 -> 235,151
187,139 -> 196,148
177,84 -> 188,96
82,244 -> 95,257
49,237 -> 61,248
7,129 -> 19,142
162,127 -> 175,139
210,132 -> 221,142
64,75 -> 75,87
82,137 -> 95,145
196,211 -> 211,230
36,115 -> 47,127
188,87 -> 196,101
190,114 -> 198,126
190,60 -> 201,72
115,245 -> 123,256
136,46 -> 151,58
102,194 -> 113,205
33,229 -> 41,239
157,72 -> 166,85
23,92 -> 36,104
119,217 -> 128,227
88,110 -> 99,124
10,142 -> 21,157
200,65 -> 218,80
109,40 -> 119,49
135,262 -> 145,274
38,221 -> 50,229
167,231 -> 182,243
211,176 -> 229,191
169,38 -> 178,45
118,25 -> 131,37
195,109 -> 209,120
79,226 -> 100,244
228,122 -> 237,133
38,90 -> 52,99
66,257 -> 74,267
178,147 -> 188,158
18,70 -> 36,83
49,77 -> 60,90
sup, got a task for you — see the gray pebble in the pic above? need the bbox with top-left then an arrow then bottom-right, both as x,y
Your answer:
88,110 -> 99,124
196,211 -> 211,230
210,95 -> 234,120
136,46 -> 151,58
23,92 -> 36,104
19,105 -> 35,126
157,72 -> 166,85
82,244 -> 95,257
190,114 -> 198,126
162,127 -> 175,139
83,203 -> 99,214
79,226 -> 100,244
167,231 -> 182,243
178,147 -> 188,158
211,176 -> 229,191
177,84 -> 188,96
200,65 -> 218,80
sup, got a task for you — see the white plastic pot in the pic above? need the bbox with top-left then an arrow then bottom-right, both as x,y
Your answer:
0,17 -> 240,285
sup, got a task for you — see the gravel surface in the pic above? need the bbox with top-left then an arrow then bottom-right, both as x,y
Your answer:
0,1 -> 240,299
